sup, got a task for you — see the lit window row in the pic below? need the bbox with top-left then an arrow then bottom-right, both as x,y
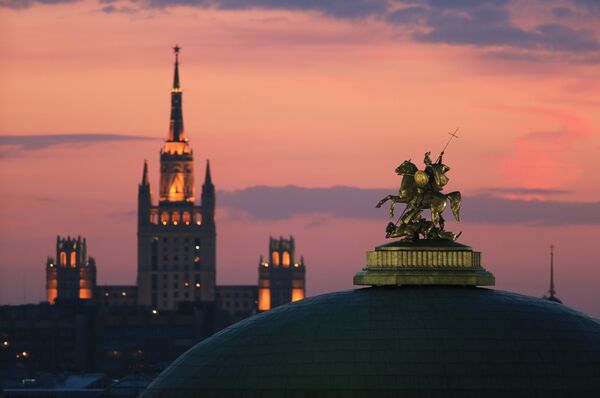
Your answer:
270,251 -> 291,267
150,210 -> 202,226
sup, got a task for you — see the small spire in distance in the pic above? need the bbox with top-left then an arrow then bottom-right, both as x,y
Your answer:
141,160 -> 150,185
544,244 -> 562,304
204,159 -> 213,186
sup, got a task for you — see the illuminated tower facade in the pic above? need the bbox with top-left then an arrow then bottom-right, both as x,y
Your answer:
46,236 -> 97,303
258,236 -> 306,311
137,47 -> 216,310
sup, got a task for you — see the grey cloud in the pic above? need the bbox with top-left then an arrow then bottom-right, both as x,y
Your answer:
4,0 -> 600,61
552,7 -> 575,19
99,4 -> 138,13
219,186 -> 600,226
0,0 -> 76,8
570,0 -> 600,15
479,187 -> 570,196
0,134 -> 154,151
398,2 -> 600,53
145,0 -> 390,19
219,185 -> 383,220
155,0 -> 600,56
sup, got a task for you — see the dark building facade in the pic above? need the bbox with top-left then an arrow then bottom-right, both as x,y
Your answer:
215,285 -> 258,323
137,48 -> 216,310
46,236 -> 97,304
258,236 -> 306,311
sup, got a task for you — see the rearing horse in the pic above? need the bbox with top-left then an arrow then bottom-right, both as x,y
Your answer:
376,160 -> 461,230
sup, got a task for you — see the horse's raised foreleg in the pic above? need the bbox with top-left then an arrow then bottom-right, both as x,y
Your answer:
376,195 -> 400,207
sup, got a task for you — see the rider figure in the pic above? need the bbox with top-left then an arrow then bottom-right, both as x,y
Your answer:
425,151 -> 449,192
401,152 -> 432,225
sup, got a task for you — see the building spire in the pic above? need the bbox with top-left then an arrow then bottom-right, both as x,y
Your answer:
141,159 -> 150,185
172,45 -> 181,91
168,45 -> 185,142
544,244 -> 562,304
204,159 -> 213,186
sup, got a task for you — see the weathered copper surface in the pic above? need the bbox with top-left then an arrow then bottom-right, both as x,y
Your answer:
141,287 -> 600,397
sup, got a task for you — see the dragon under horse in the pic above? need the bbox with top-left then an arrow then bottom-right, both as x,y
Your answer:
376,132 -> 462,241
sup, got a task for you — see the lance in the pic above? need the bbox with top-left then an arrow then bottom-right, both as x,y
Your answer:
437,127 -> 459,162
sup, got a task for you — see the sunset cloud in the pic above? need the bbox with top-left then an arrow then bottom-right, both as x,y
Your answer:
219,186 -> 600,225
0,134 -> 154,152
4,0 -> 600,62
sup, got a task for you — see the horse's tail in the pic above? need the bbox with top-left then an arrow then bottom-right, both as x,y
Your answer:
446,191 -> 462,221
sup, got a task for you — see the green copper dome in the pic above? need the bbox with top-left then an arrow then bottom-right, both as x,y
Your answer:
141,287 -> 600,397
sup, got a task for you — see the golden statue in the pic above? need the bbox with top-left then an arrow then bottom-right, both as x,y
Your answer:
376,130 -> 462,242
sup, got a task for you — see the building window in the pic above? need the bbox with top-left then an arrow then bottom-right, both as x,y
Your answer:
150,209 -> 158,224
194,211 -> 202,225
161,212 -> 169,225
282,251 -> 291,268
70,252 -> 77,268
272,251 -> 280,267
182,211 -> 191,225
60,252 -> 67,266
172,211 -> 180,225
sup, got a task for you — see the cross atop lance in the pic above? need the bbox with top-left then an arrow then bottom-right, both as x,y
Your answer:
437,127 -> 459,162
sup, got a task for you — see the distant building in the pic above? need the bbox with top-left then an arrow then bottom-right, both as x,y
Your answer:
258,236 -> 306,311
215,285 -> 258,323
2,48 -> 311,384
136,47 -> 216,311
94,285 -> 138,306
46,236 -> 97,303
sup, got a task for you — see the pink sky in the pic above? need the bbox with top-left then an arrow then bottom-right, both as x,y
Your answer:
1,0 -> 599,316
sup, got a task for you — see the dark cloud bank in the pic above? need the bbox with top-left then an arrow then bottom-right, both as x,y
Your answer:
219,186 -> 600,226
0,134 -> 154,151
4,0 -> 600,61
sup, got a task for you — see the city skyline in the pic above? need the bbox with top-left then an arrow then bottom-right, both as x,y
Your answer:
1,0 -> 600,317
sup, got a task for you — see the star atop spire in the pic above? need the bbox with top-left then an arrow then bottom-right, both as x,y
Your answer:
172,45 -> 181,91
167,45 -> 185,141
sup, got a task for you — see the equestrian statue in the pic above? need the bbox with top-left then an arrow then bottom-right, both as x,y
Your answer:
376,130 -> 462,242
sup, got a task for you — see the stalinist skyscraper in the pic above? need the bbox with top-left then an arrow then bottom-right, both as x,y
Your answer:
137,47 -> 216,310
